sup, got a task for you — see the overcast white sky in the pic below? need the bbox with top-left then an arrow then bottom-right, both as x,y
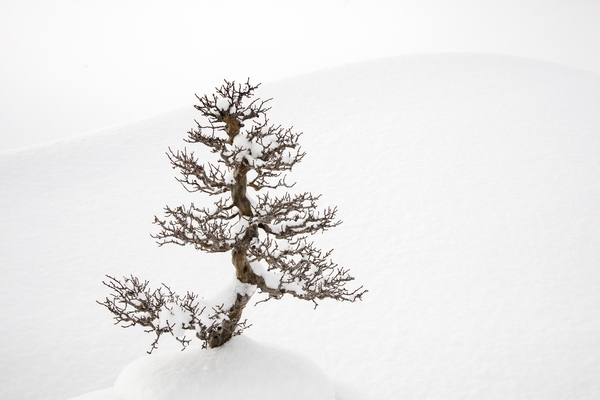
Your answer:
1,0 -> 599,153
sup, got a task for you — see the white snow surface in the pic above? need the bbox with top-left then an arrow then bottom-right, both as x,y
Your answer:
112,335 -> 334,400
2,53 -> 600,400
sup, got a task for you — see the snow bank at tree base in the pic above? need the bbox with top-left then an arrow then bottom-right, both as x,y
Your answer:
116,336 -> 335,400
70,336 -> 354,400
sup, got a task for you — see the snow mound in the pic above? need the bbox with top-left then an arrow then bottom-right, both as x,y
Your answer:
113,336 -> 336,400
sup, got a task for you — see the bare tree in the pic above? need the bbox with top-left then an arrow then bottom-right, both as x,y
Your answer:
99,79 -> 365,351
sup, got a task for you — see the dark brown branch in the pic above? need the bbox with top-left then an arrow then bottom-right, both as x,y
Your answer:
97,275 -> 253,351
254,192 -> 341,238
193,79 -> 271,144
246,236 -> 365,305
152,200 -> 237,252
167,147 -> 229,195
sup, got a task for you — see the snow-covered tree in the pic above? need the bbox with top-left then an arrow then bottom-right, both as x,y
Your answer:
99,79 -> 365,351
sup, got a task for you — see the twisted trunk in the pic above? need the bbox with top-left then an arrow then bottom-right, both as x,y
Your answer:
207,118 -> 256,348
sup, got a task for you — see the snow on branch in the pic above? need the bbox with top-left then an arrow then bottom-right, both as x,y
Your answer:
248,236 -> 364,306
98,275 -> 253,351
191,79 -> 271,145
255,192 -> 341,238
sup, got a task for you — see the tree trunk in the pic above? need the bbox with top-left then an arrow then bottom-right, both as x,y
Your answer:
206,292 -> 251,348
207,121 -> 255,348
231,160 -> 253,217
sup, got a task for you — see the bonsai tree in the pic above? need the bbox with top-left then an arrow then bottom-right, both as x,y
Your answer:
99,79 -> 365,351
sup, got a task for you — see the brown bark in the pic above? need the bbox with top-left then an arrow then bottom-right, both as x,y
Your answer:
231,162 -> 253,217
223,114 -> 241,144
206,292 -> 251,348
208,116 -> 256,347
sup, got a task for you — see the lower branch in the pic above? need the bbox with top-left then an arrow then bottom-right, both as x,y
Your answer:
98,275 -> 254,350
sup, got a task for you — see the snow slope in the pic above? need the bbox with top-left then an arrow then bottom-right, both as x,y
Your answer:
1,53 -> 600,400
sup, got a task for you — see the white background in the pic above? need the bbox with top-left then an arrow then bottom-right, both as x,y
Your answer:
1,0 -> 600,152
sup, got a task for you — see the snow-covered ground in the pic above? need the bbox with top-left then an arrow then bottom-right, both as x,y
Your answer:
69,336 -> 352,400
1,53 -> 600,400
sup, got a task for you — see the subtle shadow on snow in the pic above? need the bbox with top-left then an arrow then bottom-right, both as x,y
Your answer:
68,336 -> 366,400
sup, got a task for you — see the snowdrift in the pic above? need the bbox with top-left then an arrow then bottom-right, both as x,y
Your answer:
2,53 -> 600,400
114,336 -> 335,400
